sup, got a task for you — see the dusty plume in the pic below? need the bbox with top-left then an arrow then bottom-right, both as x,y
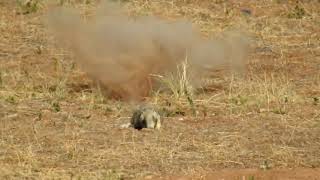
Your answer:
46,2 -> 250,101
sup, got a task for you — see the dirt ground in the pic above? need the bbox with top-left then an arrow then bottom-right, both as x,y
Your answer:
157,168 -> 320,180
0,0 -> 319,179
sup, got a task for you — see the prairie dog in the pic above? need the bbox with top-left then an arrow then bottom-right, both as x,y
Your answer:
119,106 -> 160,130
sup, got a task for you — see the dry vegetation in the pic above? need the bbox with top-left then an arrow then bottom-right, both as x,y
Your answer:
0,0 -> 320,179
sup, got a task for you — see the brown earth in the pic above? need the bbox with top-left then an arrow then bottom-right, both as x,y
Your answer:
156,168 -> 320,180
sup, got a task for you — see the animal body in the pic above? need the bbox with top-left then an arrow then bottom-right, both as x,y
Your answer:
121,106 -> 161,130
131,106 -> 161,130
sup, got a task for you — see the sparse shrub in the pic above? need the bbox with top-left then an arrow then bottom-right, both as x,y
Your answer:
287,4 -> 307,19
313,97 -> 319,105
52,101 -> 61,112
0,70 -> 3,88
260,160 -> 272,170
230,95 -> 248,105
16,0 -> 41,14
159,101 -> 188,117
155,57 -> 196,115
6,96 -> 17,104
157,57 -> 194,100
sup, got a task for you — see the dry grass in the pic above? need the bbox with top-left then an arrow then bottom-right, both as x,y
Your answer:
0,0 -> 320,179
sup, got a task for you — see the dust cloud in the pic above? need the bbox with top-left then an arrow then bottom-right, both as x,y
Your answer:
46,2 -> 250,101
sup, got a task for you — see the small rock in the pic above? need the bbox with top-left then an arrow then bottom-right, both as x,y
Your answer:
241,8 -> 252,15
119,123 -> 131,129
6,113 -> 18,119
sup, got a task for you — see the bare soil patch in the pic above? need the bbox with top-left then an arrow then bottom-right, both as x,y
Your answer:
157,168 -> 320,180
